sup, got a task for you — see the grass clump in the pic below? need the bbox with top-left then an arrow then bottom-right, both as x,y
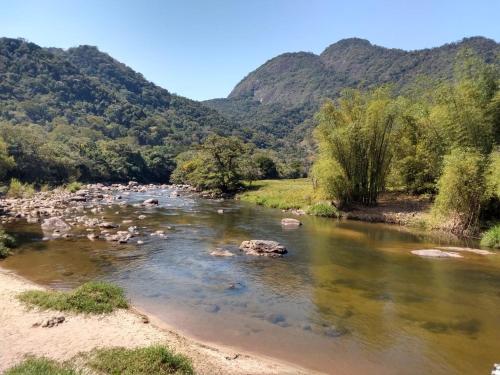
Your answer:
87,345 -> 194,375
0,227 -> 15,258
307,202 -> 340,217
238,179 -> 318,210
7,178 -> 35,198
18,281 -> 128,314
66,181 -> 82,193
3,357 -> 77,375
480,224 -> 500,249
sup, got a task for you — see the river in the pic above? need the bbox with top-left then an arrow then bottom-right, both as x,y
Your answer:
1,187 -> 499,374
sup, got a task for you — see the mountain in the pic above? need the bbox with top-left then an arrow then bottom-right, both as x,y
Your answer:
205,37 -> 500,149
0,37 -> 237,152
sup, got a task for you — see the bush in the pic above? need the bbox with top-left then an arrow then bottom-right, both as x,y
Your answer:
3,357 -> 77,375
18,281 -> 128,314
66,181 -> 82,193
431,149 -> 491,235
307,202 -> 339,217
87,345 -> 194,375
0,228 -> 15,258
480,224 -> 500,248
7,178 -> 35,198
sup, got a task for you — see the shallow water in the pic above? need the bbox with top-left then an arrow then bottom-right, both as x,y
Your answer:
2,188 -> 500,374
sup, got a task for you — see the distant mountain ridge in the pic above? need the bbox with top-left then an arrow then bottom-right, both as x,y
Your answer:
0,37 -> 237,153
205,36 -> 499,149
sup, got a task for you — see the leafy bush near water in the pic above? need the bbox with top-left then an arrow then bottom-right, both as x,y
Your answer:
0,228 -> 15,258
18,281 -> 128,314
307,202 -> 340,217
481,224 -> 500,248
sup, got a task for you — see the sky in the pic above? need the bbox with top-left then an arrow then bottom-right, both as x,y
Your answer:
1,0 -> 499,101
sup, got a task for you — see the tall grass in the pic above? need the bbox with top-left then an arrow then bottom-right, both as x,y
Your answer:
7,178 -> 35,198
66,181 -> 82,193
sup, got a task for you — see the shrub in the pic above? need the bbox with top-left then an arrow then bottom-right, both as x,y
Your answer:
431,149 -> 491,235
18,281 -> 128,314
307,202 -> 339,217
480,224 -> 500,249
66,182 -> 82,193
3,357 -> 77,375
87,345 -> 194,375
0,228 -> 15,258
7,178 -> 35,198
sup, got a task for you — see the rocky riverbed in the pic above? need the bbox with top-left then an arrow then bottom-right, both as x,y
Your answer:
0,182 -> 195,245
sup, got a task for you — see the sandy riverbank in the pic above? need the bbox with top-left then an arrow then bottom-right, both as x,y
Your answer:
0,268 -> 318,375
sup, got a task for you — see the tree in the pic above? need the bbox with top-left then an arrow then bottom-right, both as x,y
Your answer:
314,88 -> 397,206
171,135 -> 248,194
0,137 -> 15,182
432,148 -> 491,235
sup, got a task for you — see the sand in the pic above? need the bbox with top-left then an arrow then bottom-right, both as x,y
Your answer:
0,268 -> 316,374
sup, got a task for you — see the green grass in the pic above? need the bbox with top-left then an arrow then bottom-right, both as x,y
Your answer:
480,224 -> 500,249
307,202 -> 340,217
66,181 -> 82,193
18,281 -> 128,314
87,345 -> 194,375
3,357 -> 77,375
238,179 -> 318,210
4,346 -> 195,375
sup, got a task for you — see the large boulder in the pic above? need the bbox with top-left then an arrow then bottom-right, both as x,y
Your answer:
143,198 -> 159,206
239,240 -> 287,257
41,217 -> 71,234
281,218 -> 301,227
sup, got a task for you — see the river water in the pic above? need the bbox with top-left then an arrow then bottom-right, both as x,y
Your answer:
2,187 -> 499,374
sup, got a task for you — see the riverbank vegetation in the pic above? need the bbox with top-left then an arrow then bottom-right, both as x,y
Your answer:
0,227 -> 15,258
4,345 -> 194,375
86,345 -> 194,375
18,281 -> 128,314
312,51 -> 499,237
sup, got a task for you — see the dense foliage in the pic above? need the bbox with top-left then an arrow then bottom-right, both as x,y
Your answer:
313,87 -> 397,207
0,38 -> 240,184
312,51 -> 499,234
0,227 -> 15,258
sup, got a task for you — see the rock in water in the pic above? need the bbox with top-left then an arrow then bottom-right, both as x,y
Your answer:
143,198 -> 159,206
99,222 -> 118,229
411,249 -> 463,258
41,217 -> 71,234
210,248 -> 234,257
281,218 -> 301,227
239,240 -> 287,257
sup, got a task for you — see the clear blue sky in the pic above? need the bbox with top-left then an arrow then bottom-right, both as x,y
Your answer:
1,0 -> 499,100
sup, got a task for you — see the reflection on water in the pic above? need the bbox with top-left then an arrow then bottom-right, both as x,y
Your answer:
2,188 -> 500,375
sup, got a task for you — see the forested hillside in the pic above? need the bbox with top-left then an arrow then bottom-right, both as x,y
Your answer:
0,38 -> 238,183
205,37 -> 499,149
